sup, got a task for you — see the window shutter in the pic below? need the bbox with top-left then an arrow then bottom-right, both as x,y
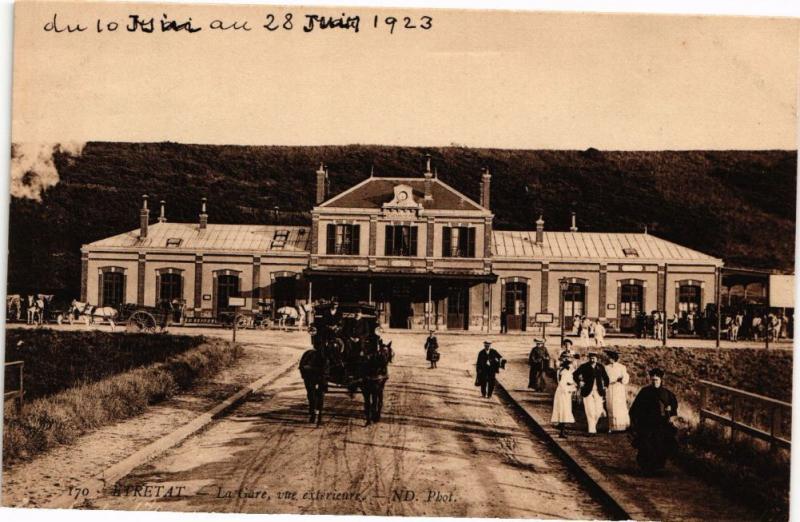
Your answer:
457,227 -> 468,257
326,224 -> 336,254
385,225 -> 393,255
352,225 -> 360,255
468,227 -> 476,258
442,227 -> 451,258
410,226 -> 418,256
156,272 -> 161,303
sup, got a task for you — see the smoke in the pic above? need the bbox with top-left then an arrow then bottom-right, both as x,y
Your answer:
10,142 -> 86,201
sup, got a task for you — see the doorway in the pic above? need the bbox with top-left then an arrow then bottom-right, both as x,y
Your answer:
504,281 -> 528,331
390,297 -> 412,328
447,286 -> 469,330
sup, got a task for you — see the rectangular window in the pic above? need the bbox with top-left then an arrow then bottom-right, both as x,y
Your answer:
623,248 -> 639,257
326,224 -> 360,255
384,225 -> 418,256
442,226 -> 476,258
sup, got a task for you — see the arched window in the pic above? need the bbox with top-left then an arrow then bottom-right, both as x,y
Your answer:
618,280 -> 644,332
156,268 -> 184,303
678,284 -> 702,315
214,270 -> 241,316
98,267 -> 126,308
503,279 -> 528,331
561,279 -> 587,331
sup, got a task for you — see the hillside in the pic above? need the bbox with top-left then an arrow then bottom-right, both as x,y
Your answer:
7,143 -> 796,298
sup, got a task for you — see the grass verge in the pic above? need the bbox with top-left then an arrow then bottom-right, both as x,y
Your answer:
3,338 -> 242,465
677,423 -> 790,522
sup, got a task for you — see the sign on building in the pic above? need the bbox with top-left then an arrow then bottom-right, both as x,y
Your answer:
769,275 -> 795,308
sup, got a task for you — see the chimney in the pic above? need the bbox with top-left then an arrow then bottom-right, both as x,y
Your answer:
315,163 -> 327,205
570,211 -> 578,232
157,200 -> 167,223
423,154 -> 433,200
535,214 -> 544,245
139,194 -> 149,238
199,197 -> 208,230
480,167 -> 491,209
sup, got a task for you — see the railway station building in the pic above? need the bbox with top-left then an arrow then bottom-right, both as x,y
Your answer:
81,159 -> 723,332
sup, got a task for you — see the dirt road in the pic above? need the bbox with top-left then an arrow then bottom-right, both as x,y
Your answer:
88,333 -> 611,518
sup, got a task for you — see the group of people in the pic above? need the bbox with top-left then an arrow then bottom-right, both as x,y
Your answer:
536,338 -> 680,473
722,310 -> 791,342
571,316 -> 607,347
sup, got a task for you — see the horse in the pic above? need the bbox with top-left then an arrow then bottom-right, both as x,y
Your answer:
69,300 -> 118,330
25,295 -> 45,325
277,305 -> 301,330
299,338 -> 393,426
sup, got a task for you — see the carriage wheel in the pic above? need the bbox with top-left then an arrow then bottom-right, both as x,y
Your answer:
235,314 -> 249,329
129,311 -> 157,333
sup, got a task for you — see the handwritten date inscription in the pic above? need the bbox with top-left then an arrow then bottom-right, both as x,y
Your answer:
43,12 -> 433,35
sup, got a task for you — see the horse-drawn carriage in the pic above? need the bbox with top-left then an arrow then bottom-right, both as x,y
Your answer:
300,302 -> 393,426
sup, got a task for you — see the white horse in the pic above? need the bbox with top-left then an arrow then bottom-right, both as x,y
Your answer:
26,295 -> 45,325
69,300 -> 118,330
276,305 -> 301,330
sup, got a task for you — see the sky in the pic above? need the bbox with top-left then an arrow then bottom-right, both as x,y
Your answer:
8,1 -> 800,150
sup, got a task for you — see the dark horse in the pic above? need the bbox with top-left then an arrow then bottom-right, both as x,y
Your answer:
299,339 -> 393,426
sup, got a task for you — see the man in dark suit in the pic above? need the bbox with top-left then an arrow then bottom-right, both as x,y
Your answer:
475,340 -> 504,398
573,352 -> 610,433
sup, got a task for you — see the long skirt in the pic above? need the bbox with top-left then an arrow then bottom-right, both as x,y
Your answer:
606,383 -> 630,431
551,389 -> 575,424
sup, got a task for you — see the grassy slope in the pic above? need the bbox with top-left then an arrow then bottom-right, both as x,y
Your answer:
8,143 -> 796,298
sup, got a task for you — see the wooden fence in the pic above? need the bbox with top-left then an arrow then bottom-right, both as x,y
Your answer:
699,379 -> 790,450
4,360 -> 24,408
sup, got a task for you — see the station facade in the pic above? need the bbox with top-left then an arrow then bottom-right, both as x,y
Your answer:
81,159 -> 723,332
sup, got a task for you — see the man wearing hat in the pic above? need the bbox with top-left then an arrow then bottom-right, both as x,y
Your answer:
475,341 -> 504,398
573,352 -> 610,434
629,368 -> 679,473
527,338 -> 550,391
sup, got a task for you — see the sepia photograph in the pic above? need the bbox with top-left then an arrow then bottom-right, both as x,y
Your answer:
1,1 -> 798,521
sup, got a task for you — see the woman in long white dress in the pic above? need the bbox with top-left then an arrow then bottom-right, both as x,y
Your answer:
604,350 -> 630,432
551,359 -> 577,438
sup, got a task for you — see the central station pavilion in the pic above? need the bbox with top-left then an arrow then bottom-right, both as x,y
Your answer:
81,158 -> 723,332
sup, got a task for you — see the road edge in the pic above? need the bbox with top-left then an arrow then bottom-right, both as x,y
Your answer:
495,379 -> 646,521
45,357 -> 299,510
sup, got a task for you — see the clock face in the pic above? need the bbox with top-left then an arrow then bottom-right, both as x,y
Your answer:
398,191 -> 409,201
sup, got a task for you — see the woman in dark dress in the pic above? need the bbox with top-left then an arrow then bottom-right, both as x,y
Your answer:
629,368 -> 679,474
424,330 -> 439,369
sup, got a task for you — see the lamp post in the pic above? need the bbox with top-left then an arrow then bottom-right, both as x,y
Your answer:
559,279 -> 569,346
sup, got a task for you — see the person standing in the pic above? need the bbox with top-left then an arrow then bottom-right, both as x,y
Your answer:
527,338 -> 550,391
551,359 -> 577,438
500,307 -> 508,334
573,352 -> 610,434
593,320 -> 606,347
475,341 -> 504,398
604,351 -> 630,432
424,330 -> 439,369
579,316 -> 591,348
629,368 -> 679,474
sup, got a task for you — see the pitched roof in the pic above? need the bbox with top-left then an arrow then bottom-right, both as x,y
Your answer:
85,222 -> 310,254
492,231 -> 722,264
320,177 -> 485,212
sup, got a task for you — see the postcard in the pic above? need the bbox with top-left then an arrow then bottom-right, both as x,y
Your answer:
2,2 -> 797,521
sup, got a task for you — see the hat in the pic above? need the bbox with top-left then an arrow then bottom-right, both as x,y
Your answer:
534,338 -> 545,344
587,352 -> 599,357
561,339 -> 573,347
605,350 -> 619,360
648,368 -> 665,377
483,340 -> 492,346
